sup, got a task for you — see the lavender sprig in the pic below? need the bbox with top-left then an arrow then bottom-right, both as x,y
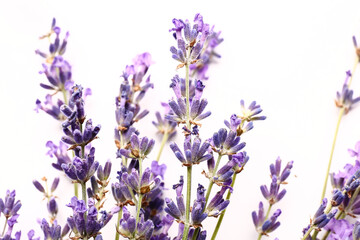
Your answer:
252,158 -> 293,239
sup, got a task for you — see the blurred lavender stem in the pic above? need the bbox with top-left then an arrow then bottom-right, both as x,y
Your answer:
320,57 -> 359,201
156,130 -> 169,162
182,53 -> 193,240
1,217 -> 8,236
320,107 -> 345,201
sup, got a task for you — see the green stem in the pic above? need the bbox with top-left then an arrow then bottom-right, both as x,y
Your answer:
302,226 -> 316,240
185,63 -> 190,130
211,174 -> 237,240
320,108 -> 345,201
135,158 -> 143,233
61,87 -> 68,105
74,183 -> 79,198
81,181 -> 88,240
182,166 -> 193,240
205,154 -> 223,205
156,131 -> 169,162
115,207 -> 123,240
2,217 -> 8,237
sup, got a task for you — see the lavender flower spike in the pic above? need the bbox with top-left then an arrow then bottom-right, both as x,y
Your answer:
169,136 -> 212,166
335,70 -> 360,113
211,128 -> 246,156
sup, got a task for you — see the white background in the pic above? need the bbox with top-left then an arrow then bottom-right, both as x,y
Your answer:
1,1 -> 360,239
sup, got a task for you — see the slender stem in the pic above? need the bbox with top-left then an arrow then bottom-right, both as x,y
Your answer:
81,181 -> 88,240
211,174 -> 237,240
135,158 -> 143,233
185,62 -> 190,130
302,226 -> 316,240
182,166 -> 193,240
348,57 -> 359,86
320,108 -> 345,201
1,217 -> 8,237
74,183 -> 79,198
61,87 -> 68,106
156,131 -> 169,162
205,154 -> 223,205
115,207 -> 123,240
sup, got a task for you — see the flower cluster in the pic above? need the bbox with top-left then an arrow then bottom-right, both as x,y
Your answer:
252,158 -> 293,238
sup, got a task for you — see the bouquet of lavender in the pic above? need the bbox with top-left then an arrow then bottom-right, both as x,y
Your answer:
2,10 -> 360,240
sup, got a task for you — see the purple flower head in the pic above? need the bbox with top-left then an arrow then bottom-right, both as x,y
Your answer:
206,186 -> 230,217
112,176 -> 135,207
252,201 -> 265,229
224,114 -> 242,133
40,219 -> 62,240
67,196 -> 116,239
335,71 -> 360,114
37,18 -> 69,60
269,158 -> 294,183
170,14 -> 212,69
239,100 -> 266,122
153,104 -> 177,140
261,209 -> 281,235
151,161 -> 167,180
117,208 -> 154,240
38,56 -> 73,93
190,22 -> 223,80
35,95 -> 65,121
314,209 -> 337,229
61,147 -> 99,183
164,177 -> 186,222
324,219 -> 353,240
122,168 -> 161,195
260,176 -> 287,205
97,160 -> 112,182
331,189 -> 345,207
191,184 -> 207,226
46,141 -> 72,171
47,197 -> 58,218
119,134 -> 155,160
331,158 -> 360,189
232,151 -> 250,173
115,126 -> 138,158
0,190 -> 21,218
170,136 -> 212,166
211,128 -> 246,156
166,96 -> 211,126
206,157 -> 242,186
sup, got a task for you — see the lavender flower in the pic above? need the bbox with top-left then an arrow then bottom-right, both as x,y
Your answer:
61,147 -> 99,183
46,141 -> 72,171
164,176 -> 186,222
170,14 -> 211,69
211,128 -> 246,156
166,77 -> 211,125
169,136 -> 212,166
119,134 -> 155,159
117,207 -> 154,240
335,71 -> 360,113
205,186 -> 230,217
122,168 -> 161,195
189,14 -> 223,80
324,219 -> 353,239
67,197 -> 118,239
153,103 -> 177,140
